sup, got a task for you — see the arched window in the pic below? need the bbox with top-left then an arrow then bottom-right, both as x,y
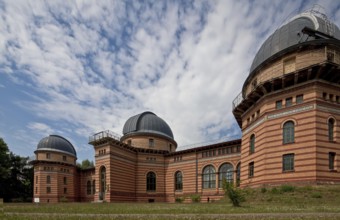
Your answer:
283,121 -> 295,144
147,172 -> 156,191
219,163 -> 233,187
99,166 -> 106,200
202,165 -> 216,189
249,134 -> 255,154
87,180 -> 91,195
92,180 -> 95,195
328,118 -> 335,141
175,171 -> 183,191
236,163 -> 241,187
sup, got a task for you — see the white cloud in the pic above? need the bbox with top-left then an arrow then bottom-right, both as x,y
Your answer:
0,0 -> 339,160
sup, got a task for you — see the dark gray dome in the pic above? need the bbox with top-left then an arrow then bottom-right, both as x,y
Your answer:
122,111 -> 174,140
36,135 -> 77,157
250,12 -> 340,75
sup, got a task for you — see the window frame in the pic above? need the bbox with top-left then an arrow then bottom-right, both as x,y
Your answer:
329,152 -> 336,170
282,153 -> 295,172
285,97 -> 292,107
249,134 -> 255,154
328,118 -> 335,142
218,163 -> 234,187
296,94 -> 304,104
175,171 -> 183,191
146,172 -> 156,191
276,100 -> 282,109
283,121 -> 295,144
149,139 -> 155,148
202,165 -> 216,189
248,162 -> 254,178
87,180 -> 92,195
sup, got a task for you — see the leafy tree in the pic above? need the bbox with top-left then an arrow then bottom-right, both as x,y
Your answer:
0,137 -> 33,202
78,159 -> 94,169
222,180 -> 245,207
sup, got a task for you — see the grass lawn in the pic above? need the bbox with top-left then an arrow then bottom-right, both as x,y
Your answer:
4,185 -> 340,219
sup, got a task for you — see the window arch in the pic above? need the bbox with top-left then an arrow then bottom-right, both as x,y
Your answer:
219,163 -> 233,187
328,118 -> 335,142
202,165 -> 216,189
175,171 -> 183,191
236,163 -> 241,187
146,172 -> 156,191
283,121 -> 295,144
87,180 -> 91,195
249,134 -> 255,154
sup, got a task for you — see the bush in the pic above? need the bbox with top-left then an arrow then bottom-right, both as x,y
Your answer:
311,192 -> 322,198
270,187 -> 280,194
261,187 -> 267,193
222,180 -> 245,207
175,197 -> 184,203
190,194 -> 201,203
59,196 -> 68,203
280,185 -> 295,193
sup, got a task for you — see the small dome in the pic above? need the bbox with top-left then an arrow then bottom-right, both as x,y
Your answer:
249,12 -> 340,75
122,111 -> 174,140
36,135 -> 77,157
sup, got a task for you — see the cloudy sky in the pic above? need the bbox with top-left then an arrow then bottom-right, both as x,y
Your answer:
1,0 -> 339,162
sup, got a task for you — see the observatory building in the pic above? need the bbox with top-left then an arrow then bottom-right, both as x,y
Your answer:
32,10 -> 340,203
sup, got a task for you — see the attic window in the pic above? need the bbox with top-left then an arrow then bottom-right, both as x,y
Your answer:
327,51 -> 335,62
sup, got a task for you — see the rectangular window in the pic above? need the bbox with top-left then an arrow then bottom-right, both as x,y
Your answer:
36,176 -> 38,184
285,97 -> 292,107
336,96 -> 340,103
329,152 -> 336,170
283,154 -> 295,172
276,100 -> 282,109
64,187 -> 67,194
46,175 -> 51,184
35,187 -> 38,194
296,94 -> 304,104
127,140 -> 132,146
46,187 -> 51,194
46,153 -> 50,159
329,94 -> 334,102
149,139 -> 154,147
63,155 -> 67,161
64,177 -> 67,185
248,162 -> 254,178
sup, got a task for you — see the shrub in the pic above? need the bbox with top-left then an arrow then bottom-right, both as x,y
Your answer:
261,187 -> 267,193
311,192 -> 322,198
59,196 -> 68,203
175,197 -> 184,203
222,180 -> 245,207
270,187 -> 280,194
190,194 -> 201,203
280,185 -> 295,193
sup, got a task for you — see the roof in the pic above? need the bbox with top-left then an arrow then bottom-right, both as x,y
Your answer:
249,12 -> 340,75
36,135 -> 77,157
122,111 -> 174,140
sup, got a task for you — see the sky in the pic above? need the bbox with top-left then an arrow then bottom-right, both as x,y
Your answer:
1,0 -> 340,162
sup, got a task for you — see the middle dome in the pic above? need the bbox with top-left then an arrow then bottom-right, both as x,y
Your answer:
122,111 -> 174,140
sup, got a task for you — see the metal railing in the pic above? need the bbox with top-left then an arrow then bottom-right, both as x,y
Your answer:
89,130 -> 121,143
232,92 -> 244,110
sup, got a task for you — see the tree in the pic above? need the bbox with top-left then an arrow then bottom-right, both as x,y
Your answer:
0,137 -> 33,202
222,180 -> 245,207
78,159 -> 94,169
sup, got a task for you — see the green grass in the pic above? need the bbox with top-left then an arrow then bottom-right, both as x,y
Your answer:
4,185 -> 340,220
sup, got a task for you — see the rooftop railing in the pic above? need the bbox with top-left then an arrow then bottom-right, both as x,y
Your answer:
232,92 -> 244,110
89,130 -> 121,143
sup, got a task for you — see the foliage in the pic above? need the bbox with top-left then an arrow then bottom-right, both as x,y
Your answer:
77,159 -> 95,169
175,197 -> 184,203
190,194 -> 201,203
222,180 -> 245,207
261,187 -> 267,193
0,137 -> 33,202
280,185 -> 295,193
